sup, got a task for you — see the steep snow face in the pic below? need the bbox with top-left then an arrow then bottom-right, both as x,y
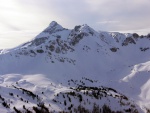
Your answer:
0,21 -> 150,112
121,61 -> 150,110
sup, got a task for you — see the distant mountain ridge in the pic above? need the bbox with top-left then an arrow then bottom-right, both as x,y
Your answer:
0,21 -> 150,112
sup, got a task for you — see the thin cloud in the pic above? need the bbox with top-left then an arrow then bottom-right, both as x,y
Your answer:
0,0 -> 150,49
0,30 -> 40,49
84,0 -> 150,31
97,21 -> 120,24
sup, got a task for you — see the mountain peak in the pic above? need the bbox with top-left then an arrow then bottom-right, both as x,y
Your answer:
49,21 -> 60,28
42,21 -> 64,34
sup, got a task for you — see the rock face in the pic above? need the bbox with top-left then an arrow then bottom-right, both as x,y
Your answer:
122,37 -> 136,46
0,21 -> 150,113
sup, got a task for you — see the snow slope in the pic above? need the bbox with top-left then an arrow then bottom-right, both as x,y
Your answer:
0,21 -> 150,112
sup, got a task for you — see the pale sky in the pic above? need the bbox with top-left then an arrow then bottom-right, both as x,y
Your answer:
0,0 -> 150,49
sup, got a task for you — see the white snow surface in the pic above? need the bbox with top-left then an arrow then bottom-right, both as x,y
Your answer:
0,21 -> 150,112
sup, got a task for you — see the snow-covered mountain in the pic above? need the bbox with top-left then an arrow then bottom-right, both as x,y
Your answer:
0,21 -> 150,113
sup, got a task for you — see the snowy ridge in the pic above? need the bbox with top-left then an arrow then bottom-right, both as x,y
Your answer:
0,21 -> 150,112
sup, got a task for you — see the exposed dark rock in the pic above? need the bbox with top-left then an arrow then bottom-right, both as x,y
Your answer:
140,47 -> 149,51
37,49 -> 44,53
133,33 -> 139,39
74,25 -> 81,31
49,45 -> 55,51
70,33 -> 85,46
110,47 -> 119,52
31,37 -> 48,46
122,37 -> 136,46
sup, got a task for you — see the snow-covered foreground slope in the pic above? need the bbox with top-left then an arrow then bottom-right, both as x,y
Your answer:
0,21 -> 150,112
